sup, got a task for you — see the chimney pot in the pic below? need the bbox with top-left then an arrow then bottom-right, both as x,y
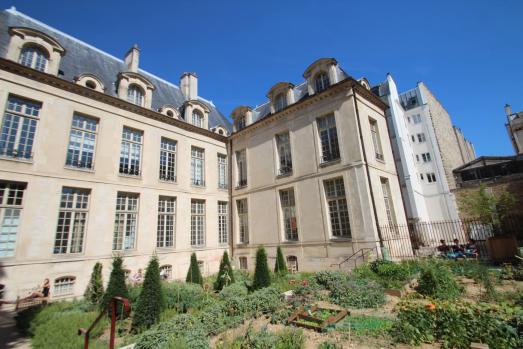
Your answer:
124,45 -> 140,72
505,104 -> 513,117
180,72 -> 198,100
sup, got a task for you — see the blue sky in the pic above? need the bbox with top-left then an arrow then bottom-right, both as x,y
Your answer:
3,0 -> 522,156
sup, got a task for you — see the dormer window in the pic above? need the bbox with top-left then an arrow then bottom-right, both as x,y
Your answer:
75,74 -> 105,92
237,115 -> 246,130
127,84 -> 144,106
231,106 -> 253,132
19,45 -> 48,72
166,110 -> 174,117
315,72 -> 330,93
85,80 -> 96,89
274,93 -> 287,112
192,110 -> 204,128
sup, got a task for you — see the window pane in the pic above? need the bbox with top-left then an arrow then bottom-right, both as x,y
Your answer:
157,196 -> 176,248
113,193 -> 139,250
120,127 -> 142,176
324,178 -> 351,238
1,96 -> 41,159
0,182 -> 26,257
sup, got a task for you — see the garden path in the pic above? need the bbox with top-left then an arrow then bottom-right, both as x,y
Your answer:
0,309 -> 31,349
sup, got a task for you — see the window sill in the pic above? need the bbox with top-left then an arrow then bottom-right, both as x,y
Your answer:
52,252 -> 85,258
118,173 -> 142,180
235,185 -> 247,190
236,243 -> 249,247
282,240 -> 299,244
159,179 -> 177,184
191,245 -> 206,249
0,156 -> 33,164
156,246 -> 176,251
276,172 -> 293,179
64,166 -> 95,173
191,184 -> 206,189
112,249 -> 137,254
319,159 -> 341,168
218,186 -> 228,191
375,158 -> 386,164
329,237 -> 352,242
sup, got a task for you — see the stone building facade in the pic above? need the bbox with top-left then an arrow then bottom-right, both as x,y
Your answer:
505,104 -> 523,154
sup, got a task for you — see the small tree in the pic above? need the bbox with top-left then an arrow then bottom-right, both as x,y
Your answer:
274,246 -> 287,276
186,253 -> 203,285
101,256 -> 129,316
84,262 -> 104,306
253,247 -> 271,290
460,185 -> 516,228
132,256 -> 165,331
214,251 -> 235,291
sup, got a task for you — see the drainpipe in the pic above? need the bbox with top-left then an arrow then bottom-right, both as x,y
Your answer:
352,87 -> 384,248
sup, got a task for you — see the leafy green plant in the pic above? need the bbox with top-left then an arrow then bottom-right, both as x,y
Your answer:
101,256 -> 129,316
253,247 -> 271,290
416,263 -> 463,300
336,315 -> 393,338
163,282 -> 206,312
329,278 -> 385,308
274,328 -> 305,349
84,262 -> 104,306
313,270 -> 348,290
274,246 -> 287,275
317,340 -> 342,349
132,256 -> 166,331
186,253 -> 203,285
214,251 -> 235,291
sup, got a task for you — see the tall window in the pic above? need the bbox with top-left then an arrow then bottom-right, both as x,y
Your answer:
417,133 -> 426,142
218,154 -> 227,189
237,199 -> 248,244
276,132 -> 292,175
191,147 -> 205,186
236,115 -> 246,131
324,178 -> 351,238
421,153 -> 431,163
218,201 -> 228,245
0,95 -> 41,159
239,256 -> 248,270
236,150 -> 247,187
191,199 -> 205,247
0,182 -> 26,257
157,196 -> 176,248
53,187 -> 90,254
19,45 -> 48,72
369,118 -> 384,161
127,85 -> 144,106
315,72 -> 330,92
53,276 -> 75,297
274,93 -> 286,112
119,127 -> 143,176
280,189 -> 298,241
412,114 -> 422,124
66,114 -> 97,169
380,178 -> 396,226
159,138 -> 177,182
192,111 -> 204,128
427,173 -> 437,183
317,115 -> 340,163
113,193 -> 139,250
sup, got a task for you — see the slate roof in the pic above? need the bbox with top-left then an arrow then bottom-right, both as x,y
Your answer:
0,8 -> 231,131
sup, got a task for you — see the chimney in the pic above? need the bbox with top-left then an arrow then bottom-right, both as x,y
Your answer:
180,72 -> 198,100
124,44 -> 140,72
504,104 -> 513,117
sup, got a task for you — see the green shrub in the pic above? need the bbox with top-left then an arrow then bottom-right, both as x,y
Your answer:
219,282 -> 248,300
336,315 -> 393,338
352,260 -> 412,289
101,256 -> 129,315
329,278 -> 385,308
127,284 -> 142,306
416,264 -> 463,300
196,302 -> 241,335
186,253 -> 203,285
132,256 -> 166,331
390,300 -> 523,349
246,286 -> 283,315
253,247 -> 271,290
274,328 -> 305,349
84,262 -> 104,306
317,340 -> 342,349
221,326 -> 304,349
214,251 -> 235,291
135,313 -> 205,349
274,246 -> 287,275
163,282 -> 206,312
313,270 -> 348,290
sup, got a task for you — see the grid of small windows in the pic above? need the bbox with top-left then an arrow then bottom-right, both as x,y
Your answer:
380,178 -> 396,226
127,85 -> 144,106
191,147 -> 205,186
0,96 -> 41,159
324,178 -> 351,238
157,196 -> 176,248
0,182 -> 26,257
315,72 -> 330,93
218,154 -> 228,189
427,173 -> 437,183
119,127 -> 143,176
276,133 -> 293,175
113,193 -> 139,250
369,118 -> 384,161
280,189 -> 298,241
236,150 -> 247,187
53,187 -> 90,254
19,46 -> 48,72
66,114 -> 97,169
421,153 -> 432,163
218,201 -> 228,245
317,115 -> 340,163
274,93 -> 287,112
190,199 -> 205,247
159,138 -> 177,182
192,111 -> 204,128
53,276 -> 75,297
236,199 -> 249,244
417,133 -> 426,142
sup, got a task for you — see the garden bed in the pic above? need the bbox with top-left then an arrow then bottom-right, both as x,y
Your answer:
287,305 -> 348,332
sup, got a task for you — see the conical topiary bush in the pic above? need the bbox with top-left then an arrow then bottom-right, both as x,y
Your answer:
214,251 -> 235,291
252,247 -> 271,290
274,246 -> 287,276
132,256 -> 165,331
84,262 -> 104,306
186,252 -> 203,285
101,256 -> 129,316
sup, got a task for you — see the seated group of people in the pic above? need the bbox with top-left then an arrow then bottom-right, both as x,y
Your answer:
0,278 -> 50,307
437,238 -> 478,259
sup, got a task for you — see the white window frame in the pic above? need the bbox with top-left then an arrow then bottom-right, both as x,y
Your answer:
218,201 -> 228,245
324,178 -> 351,238
317,114 -> 340,163
236,150 -> 247,187
113,192 -> 139,250
191,199 -> 205,247
19,45 -> 48,72
427,172 -> 437,183
53,276 -> 75,297
53,187 -> 90,254
369,118 -> 384,161
218,154 -> 228,189
237,199 -> 249,244
66,114 -> 98,169
192,110 -> 204,128
417,133 -> 426,142
276,132 -> 293,176
0,182 -> 25,258
160,264 -> 173,280
380,178 -> 396,226
279,188 -> 298,241
314,72 -> 330,93
127,84 -> 144,106
159,138 -> 177,182
422,152 -> 432,163
191,147 -> 205,186
274,93 -> 287,112
119,127 -> 143,176
157,196 -> 176,248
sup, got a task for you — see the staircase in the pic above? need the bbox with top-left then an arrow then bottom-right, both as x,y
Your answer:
330,246 -> 380,270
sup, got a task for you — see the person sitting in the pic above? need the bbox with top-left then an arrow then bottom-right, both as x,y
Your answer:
437,240 -> 450,256
1,279 -> 50,307
449,239 -> 466,259
464,238 -> 478,258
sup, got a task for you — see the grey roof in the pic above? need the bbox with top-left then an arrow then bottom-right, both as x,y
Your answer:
0,8 -> 231,131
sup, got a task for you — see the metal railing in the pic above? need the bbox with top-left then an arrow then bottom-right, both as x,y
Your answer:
330,246 -> 379,269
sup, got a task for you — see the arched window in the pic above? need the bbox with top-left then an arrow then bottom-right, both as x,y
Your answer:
127,84 -> 144,106
53,276 -> 76,297
19,45 -> 49,72
315,72 -> 330,93
166,110 -> 174,117
274,93 -> 287,112
85,80 -> 97,89
218,129 -> 224,135
192,110 -> 204,128
160,264 -> 173,280
287,255 -> 298,273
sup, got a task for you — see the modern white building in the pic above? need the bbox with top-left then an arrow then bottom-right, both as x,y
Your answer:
374,75 -> 475,222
